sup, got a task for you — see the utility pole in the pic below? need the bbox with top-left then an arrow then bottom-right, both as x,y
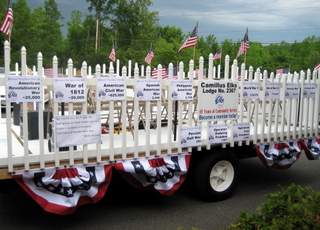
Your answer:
95,17 -> 99,52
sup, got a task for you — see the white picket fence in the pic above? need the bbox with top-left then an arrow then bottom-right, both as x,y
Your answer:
0,40 -> 320,173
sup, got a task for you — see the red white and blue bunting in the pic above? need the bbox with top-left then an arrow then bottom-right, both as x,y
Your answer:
114,153 -> 191,196
14,153 -> 191,215
256,141 -> 301,169
15,165 -> 113,215
298,137 -> 320,160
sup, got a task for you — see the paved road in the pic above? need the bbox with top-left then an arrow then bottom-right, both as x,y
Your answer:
0,155 -> 320,230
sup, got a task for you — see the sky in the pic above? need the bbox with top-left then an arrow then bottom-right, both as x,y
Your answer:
28,0 -> 320,43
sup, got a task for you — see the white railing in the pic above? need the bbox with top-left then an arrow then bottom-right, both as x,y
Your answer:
1,40 -> 320,173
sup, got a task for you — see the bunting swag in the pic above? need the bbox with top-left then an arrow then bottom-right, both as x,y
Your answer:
15,165 -> 113,215
298,137 -> 320,160
114,153 -> 191,196
256,141 -> 301,169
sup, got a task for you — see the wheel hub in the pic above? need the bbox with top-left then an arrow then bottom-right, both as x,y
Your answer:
209,160 -> 235,192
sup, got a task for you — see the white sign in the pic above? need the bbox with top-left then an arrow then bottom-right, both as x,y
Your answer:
54,78 -> 86,103
198,80 -> 238,121
6,76 -> 41,103
232,123 -> 250,142
208,125 -> 228,144
180,126 -> 202,147
97,78 -> 125,101
136,79 -> 161,101
242,82 -> 259,100
54,114 -> 101,147
264,82 -> 280,99
303,83 -> 317,98
170,80 -> 193,101
285,83 -> 300,99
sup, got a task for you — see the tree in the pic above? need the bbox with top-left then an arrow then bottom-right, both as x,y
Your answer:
28,0 -> 63,66
87,0 -> 115,52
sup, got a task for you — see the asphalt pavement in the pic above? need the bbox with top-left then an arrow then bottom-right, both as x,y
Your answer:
0,154 -> 320,230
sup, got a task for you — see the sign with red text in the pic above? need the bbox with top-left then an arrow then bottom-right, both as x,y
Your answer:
198,80 -> 238,121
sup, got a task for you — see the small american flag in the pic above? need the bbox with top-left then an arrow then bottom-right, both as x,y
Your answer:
314,63 -> 320,70
0,0 -> 13,36
212,52 -> 221,61
237,28 -> 250,58
151,68 -> 168,79
276,68 -> 289,75
178,23 -> 198,52
44,68 -> 54,78
108,46 -> 116,62
145,49 -> 154,65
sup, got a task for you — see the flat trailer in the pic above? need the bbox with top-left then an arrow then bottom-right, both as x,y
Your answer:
0,41 -> 319,214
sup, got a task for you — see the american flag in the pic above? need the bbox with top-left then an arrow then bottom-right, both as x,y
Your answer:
212,52 -> 221,61
237,28 -> 250,58
178,23 -> 198,52
145,49 -> 154,65
314,63 -> 320,70
276,68 -> 289,75
0,0 -> 13,36
108,46 -> 116,62
151,67 -> 168,79
44,68 -> 54,78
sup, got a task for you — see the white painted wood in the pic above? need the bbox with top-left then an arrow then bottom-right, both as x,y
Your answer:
21,46 -> 29,170
133,63 -> 139,158
253,68 -> 260,144
267,72 -> 274,142
4,41 -> 13,172
177,62 -> 183,153
167,63 -> 174,154
145,66 -> 151,156
260,70 -> 268,142
121,66 -> 127,159
156,64 -> 162,156
304,69 -> 311,137
52,56 -> 59,167
108,62 -> 115,161
37,52 -> 45,169
298,71 -> 305,138
246,66 -> 254,146
95,64 -> 102,162
67,58 -> 74,166
81,61 -> 88,164
188,60 -> 194,153
15,62 -> 19,75
208,53 -> 213,79
238,63 -> 245,146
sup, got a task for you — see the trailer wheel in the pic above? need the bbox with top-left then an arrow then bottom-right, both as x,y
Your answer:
193,151 -> 239,201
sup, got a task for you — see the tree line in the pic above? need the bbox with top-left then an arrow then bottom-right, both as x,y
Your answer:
1,0 -> 320,73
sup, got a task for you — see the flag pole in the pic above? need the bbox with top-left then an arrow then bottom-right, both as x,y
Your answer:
220,46 -> 223,66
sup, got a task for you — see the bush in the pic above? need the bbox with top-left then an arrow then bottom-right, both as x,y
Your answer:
229,184 -> 320,230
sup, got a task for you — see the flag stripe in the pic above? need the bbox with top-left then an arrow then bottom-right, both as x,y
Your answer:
145,50 -> 154,65
0,8 -> 13,35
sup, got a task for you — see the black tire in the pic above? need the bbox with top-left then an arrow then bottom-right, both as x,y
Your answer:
192,151 -> 239,201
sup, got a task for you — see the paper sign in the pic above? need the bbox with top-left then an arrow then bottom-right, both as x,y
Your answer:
180,126 -> 202,147
232,123 -> 250,142
97,78 -> 125,101
208,125 -> 228,144
6,76 -> 41,103
136,79 -> 161,101
54,78 -> 86,103
303,83 -> 317,98
285,83 -> 300,99
242,82 -> 259,100
170,80 -> 193,101
265,82 -> 280,99
54,114 -> 101,147
198,80 -> 238,121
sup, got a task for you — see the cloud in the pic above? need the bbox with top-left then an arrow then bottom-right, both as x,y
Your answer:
151,0 -> 320,42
